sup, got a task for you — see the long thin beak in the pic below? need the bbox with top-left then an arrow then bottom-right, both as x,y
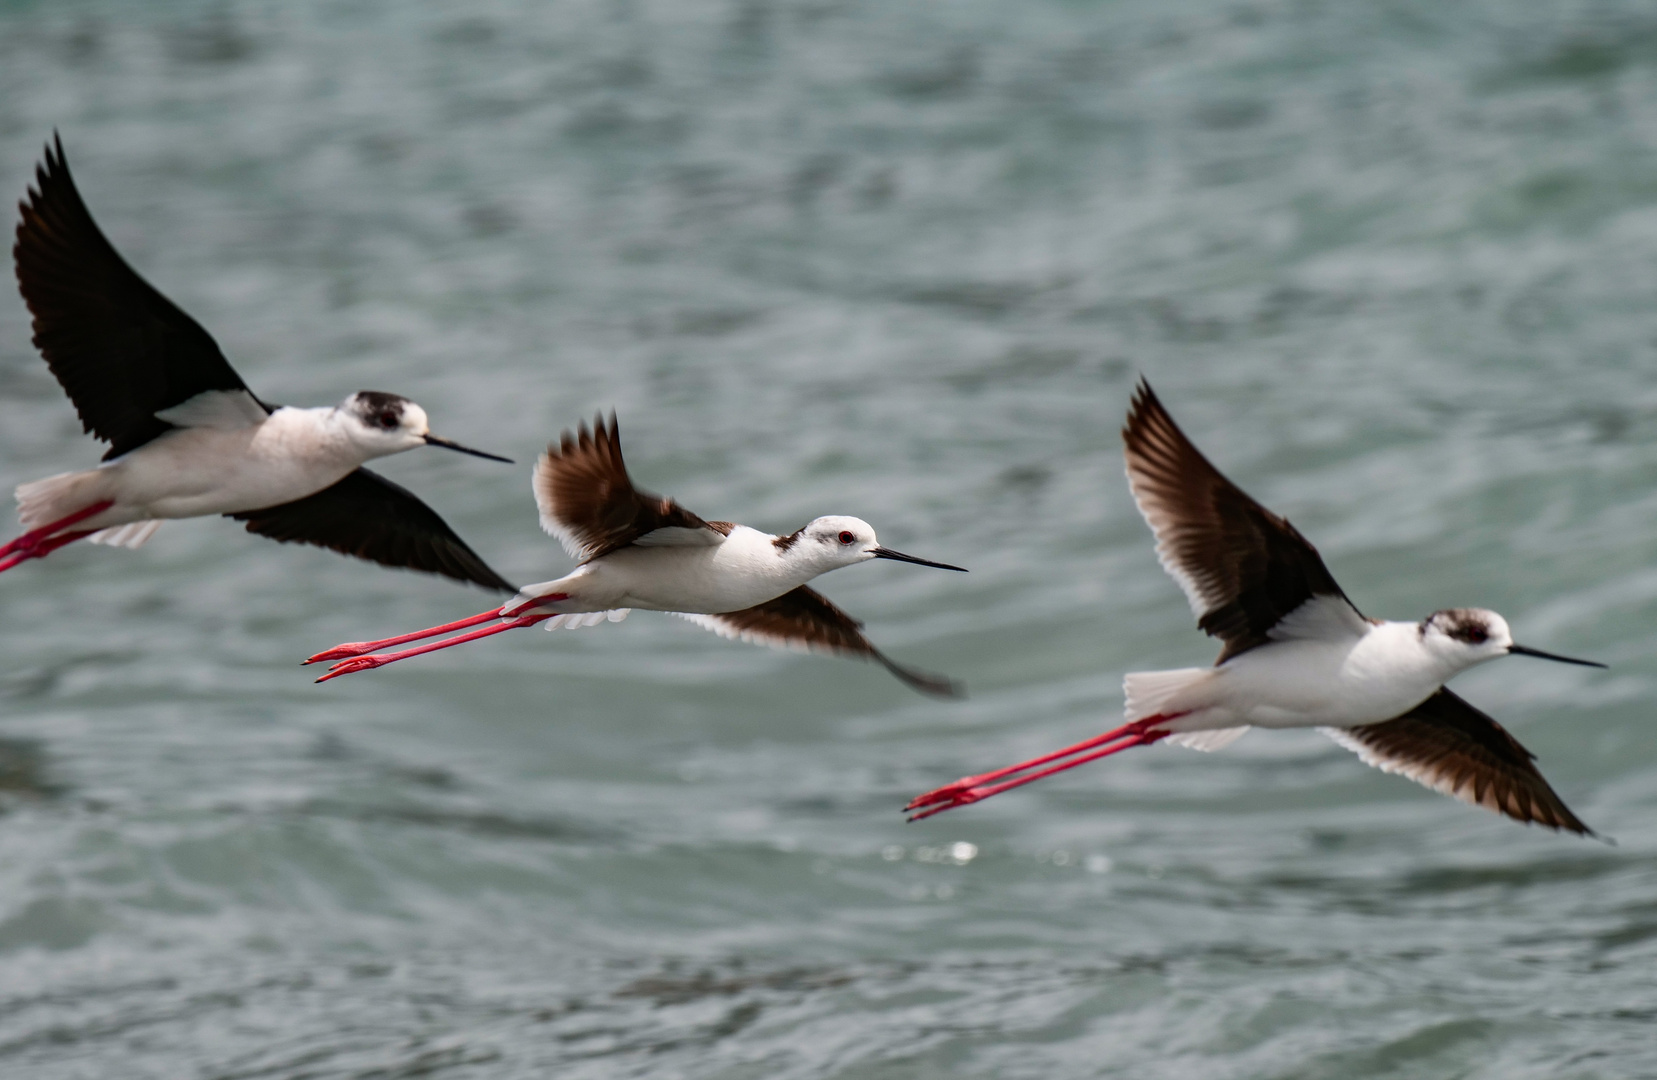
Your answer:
1508,644 -> 1607,669
870,546 -> 967,572
424,434 -> 513,463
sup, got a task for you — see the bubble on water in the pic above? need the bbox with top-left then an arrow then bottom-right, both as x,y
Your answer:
935,884 -> 955,900
948,842 -> 977,865
1050,850 -> 1071,867
1085,854 -> 1112,874
881,845 -> 905,862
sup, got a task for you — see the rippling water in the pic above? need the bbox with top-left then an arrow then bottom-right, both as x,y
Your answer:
2,1 -> 1657,1076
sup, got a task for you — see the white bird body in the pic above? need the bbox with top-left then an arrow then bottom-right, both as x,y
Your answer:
507,525 -> 847,616
18,397 -> 390,539
1131,608 -> 1464,735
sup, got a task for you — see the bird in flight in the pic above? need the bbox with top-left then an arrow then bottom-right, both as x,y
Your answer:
3,135 -> 513,590
908,380 -> 1604,834
307,413 -> 966,695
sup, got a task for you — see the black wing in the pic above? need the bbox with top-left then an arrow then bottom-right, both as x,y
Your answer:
680,586 -> 961,698
14,134 -> 257,460
1325,689 -> 1593,836
1124,379 -> 1362,663
228,468 -> 515,592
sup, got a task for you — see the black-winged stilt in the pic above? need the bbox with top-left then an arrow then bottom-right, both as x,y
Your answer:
907,380 -> 1604,833
307,413 -> 967,696
3,136 -> 514,590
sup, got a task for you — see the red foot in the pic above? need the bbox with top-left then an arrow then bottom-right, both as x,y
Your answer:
314,655 -> 397,682
0,501 -> 113,573
0,529 -> 97,574
905,717 -> 1174,821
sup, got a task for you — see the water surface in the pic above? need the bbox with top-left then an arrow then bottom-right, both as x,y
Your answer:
1,1 -> 1656,1076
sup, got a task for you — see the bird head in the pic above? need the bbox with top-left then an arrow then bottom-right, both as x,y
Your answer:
339,391 -> 511,463
1418,608 -> 1603,673
790,515 -> 966,574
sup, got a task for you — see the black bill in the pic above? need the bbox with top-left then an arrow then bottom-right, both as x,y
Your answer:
1508,644 -> 1607,669
425,434 -> 514,463
871,546 -> 967,572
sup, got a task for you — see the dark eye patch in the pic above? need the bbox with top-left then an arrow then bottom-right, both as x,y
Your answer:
378,411 -> 400,429
1450,623 -> 1488,645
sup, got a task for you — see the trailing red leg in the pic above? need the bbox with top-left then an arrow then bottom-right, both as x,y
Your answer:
313,611 -> 557,683
0,501 -> 113,574
904,716 -> 1178,820
304,593 -> 571,665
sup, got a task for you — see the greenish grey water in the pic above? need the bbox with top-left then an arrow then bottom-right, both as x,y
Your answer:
1,1 -> 1656,1076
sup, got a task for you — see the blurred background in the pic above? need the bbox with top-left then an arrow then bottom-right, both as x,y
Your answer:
1,1 -> 1656,1076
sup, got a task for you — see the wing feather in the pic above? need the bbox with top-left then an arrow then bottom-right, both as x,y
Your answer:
228,468 -> 514,592
677,586 -> 960,698
532,413 -> 722,561
14,135 -> 259,459
1322,688 -> 1592,835
1123,380 -> 1361,663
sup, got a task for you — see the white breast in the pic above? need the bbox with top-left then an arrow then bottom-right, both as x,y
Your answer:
102,406 -> 365,519
1172,621 -> 1453,731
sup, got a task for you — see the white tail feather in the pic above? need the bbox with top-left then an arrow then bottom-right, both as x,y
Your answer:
1123,667 -> 1210,722
1165,727 -> 1249,752
15,470 -> 109,532
543,609 -> 630,631
88,521 -> 163,549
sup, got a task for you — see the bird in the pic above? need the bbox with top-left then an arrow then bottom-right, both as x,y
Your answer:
906,379 -> 1605,834
2,135 -> 515,591
304,412 -> 968,695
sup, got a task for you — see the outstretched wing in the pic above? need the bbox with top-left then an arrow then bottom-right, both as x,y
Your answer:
533,412 -> 724,562
14,134 -> 261,460
1323,688 -> 1592,836
228,468 -> 514,592
1123,379 -> 1363,663
677,586 -> 960,698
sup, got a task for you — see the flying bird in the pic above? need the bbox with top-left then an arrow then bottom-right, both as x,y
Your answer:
907,380 -> 1604,833
306,413 -> 966,696
3,135 -> 513,590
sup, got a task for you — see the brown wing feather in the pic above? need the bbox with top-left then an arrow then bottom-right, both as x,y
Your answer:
684,586 -> 961,698
1124,380 -> 1359,663
1327,689 -> 1592,836
14,135 -> 258,460
228,468 -> 515,592
533,413 -> 718,562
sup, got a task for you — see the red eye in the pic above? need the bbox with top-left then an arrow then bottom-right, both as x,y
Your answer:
838,531 -> 855,545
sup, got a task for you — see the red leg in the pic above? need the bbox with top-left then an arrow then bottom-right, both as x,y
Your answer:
904,719 -> 1150,811
906,731 -> 1167,821
0,501 -> 114,562
314,611 -> 555,683
904,715 -> 1181,819
304,593 -> 571,664
306,608 -> 504,664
